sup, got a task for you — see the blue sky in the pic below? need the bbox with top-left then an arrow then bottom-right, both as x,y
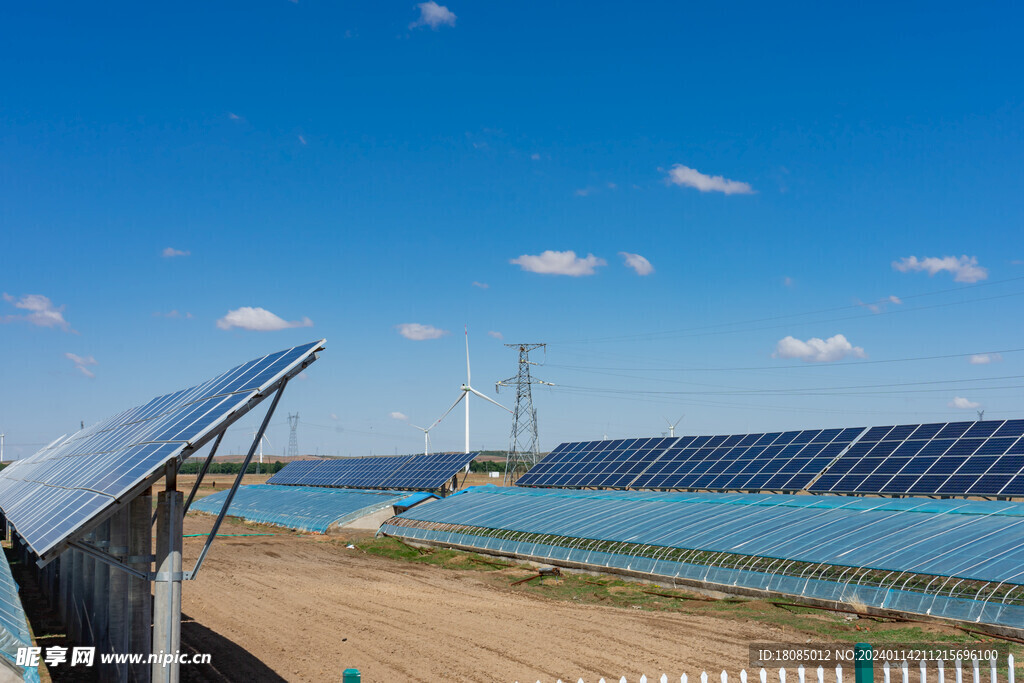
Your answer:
2,1 -> 1022,459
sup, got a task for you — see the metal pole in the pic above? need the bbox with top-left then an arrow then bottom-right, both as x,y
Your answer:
70,547 -> 84,641
81,531 -> 96,645
152,464 -> 182,683
191,382 -> 287,577
128,490 -> 152,683
92,521 -> 111,661
855,642 -> 873,683
107,507 -> 130,682
183,431 -> 224,516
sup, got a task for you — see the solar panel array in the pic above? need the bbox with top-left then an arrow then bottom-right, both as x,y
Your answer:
519,419 -> 1024,497
517,428 -> 863,491
0,340 -> 325,560
810,419 -> 1024,496
267,451 -> 477,490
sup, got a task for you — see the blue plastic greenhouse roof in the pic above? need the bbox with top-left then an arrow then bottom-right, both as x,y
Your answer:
0,548 -> 40,682
191,484 -> 406,533
387,486 -> 1024,585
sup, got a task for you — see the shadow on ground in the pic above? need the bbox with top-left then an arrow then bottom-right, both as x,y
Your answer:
5,544 -> 283,682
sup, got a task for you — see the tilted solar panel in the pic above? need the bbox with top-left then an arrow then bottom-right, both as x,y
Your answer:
515,437 -> 676,488
0,340 -> 325,560
380,452 -> 478,490
809,419 -> 1024,496
267,452 -> 478,490
517,428 -> 862,491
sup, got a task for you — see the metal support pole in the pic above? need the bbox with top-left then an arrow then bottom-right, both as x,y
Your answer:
183,431 -> 224,516
128,490 -> 153,683
81,531 -> 96,645
190,381 -> 287,578
108,507 -> 130,682
92,521 -> 111,660
70,546 -> 84,641
152,465 -> 182,683
855,642 -> 873,683
58,550 -> 70,632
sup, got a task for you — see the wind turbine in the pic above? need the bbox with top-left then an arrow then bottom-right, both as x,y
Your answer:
408,419 -> 439,456
253,429 -> 271,474
664,415 -> 683,438
431,328 -> 511,453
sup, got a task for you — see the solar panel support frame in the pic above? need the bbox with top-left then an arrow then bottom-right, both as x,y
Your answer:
187,377 -> 287,581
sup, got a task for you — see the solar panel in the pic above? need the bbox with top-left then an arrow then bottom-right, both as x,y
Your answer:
517,429 -> 861,491
380,452 -> 477,490
267,452 -> 478,490
808,419 -> 1024,496
0,340 -> 325,560
515,437 -> 676,488
633,427 -> 863,491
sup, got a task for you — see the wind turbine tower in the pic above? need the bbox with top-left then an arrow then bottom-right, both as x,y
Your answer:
664,416 -> 683,438
497,343 -> 553,484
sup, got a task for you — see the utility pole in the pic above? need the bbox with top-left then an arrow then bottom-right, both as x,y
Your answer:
497,344 -> 553,484
287,413 -> 299,458
0,433 -> 4,463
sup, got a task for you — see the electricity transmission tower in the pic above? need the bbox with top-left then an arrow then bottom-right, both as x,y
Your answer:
287,413 -> 300,458
497,344 -> 553,484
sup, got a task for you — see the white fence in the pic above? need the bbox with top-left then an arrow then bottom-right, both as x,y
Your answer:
526,655 -> 1017,683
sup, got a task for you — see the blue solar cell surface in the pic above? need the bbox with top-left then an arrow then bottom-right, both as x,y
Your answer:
267,452 -> 478,490
809,419 -> 1024,496
0,340 -> 325,559
191,484 -> 406,533
517,428 -> 863,491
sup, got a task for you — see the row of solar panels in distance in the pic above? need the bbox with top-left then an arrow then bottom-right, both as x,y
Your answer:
515,428 -> 864,490
809,419 -> 1024,496
266,451 -> 478,490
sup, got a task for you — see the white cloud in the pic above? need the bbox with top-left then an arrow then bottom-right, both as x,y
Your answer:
228,112 -> 243,121
510,250 -> 606,276
330,413 -> 339,421
65,352 -> 97,378
969,353 -> 1003,365
472,281 -> 489,289
530,153 -> 541,161
216,307 -> 313,331
154,310 -> 193,319
396,323 -> 449,340
858,294 -> 903,314
410,1 -> 456,29
619,252 -> 654,276
574,187 -> 593,197
949,396 -> 981,410
487,330 -> 503,340
298,135 -> 307,145
774,334 -> 866,363
162,247 -> 190,258
389,411 -> 408,421
2,293 -> 72,331
665,164 -> 754,195
892,255 -> 988,283
783,276 -> 795,288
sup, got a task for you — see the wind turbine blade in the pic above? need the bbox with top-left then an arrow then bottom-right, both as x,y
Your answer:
428,393 -> 466,431
465,325 -> 471,385
468,386 -> 511,413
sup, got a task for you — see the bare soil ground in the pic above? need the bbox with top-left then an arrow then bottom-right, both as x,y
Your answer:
180,513 -> 786,682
